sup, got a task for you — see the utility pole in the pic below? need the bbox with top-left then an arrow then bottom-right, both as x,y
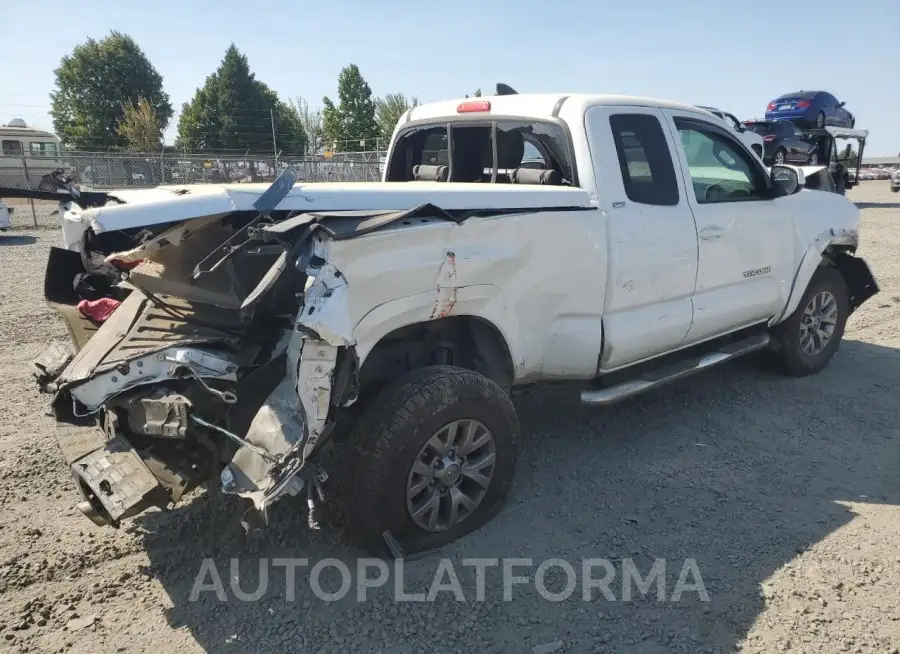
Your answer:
270,108 -> 277,159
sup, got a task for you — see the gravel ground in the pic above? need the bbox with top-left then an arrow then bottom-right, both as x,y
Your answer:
1,182 -> 899,654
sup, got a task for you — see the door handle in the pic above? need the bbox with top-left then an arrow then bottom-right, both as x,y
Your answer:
700,226 -> 726,240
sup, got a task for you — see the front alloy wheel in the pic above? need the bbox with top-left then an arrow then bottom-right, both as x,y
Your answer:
799,291 -> 838,356
772,266 -> 849,376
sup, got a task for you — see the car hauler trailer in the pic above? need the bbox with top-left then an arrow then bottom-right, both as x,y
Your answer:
793,126 -> 868,195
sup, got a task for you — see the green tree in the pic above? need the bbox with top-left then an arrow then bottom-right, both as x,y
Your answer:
50,31 -> 172,150
374,93 -> 418,140
322,64 -> 379,152
117,96 -> 166,151
465,88 -> 483,98
289,97 -> 323,155
176,45 -> 305,154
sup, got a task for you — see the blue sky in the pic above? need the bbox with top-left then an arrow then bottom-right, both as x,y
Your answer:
1,0 -> 897,155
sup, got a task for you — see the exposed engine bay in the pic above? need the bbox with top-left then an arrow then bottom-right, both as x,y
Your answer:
29,171 -> 434,531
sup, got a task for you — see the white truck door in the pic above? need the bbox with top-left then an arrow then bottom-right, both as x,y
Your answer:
661,110 -> 796,345
584,106 -> 698,370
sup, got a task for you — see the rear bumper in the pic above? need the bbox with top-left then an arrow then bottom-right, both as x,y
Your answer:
766,109 -> 815,124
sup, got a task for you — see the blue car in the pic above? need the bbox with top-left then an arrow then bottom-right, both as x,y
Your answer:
765,91 -> 855,129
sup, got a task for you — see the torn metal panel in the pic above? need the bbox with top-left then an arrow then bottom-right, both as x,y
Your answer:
221,258 -> 357,523
431,250 -> 458,319
295,261 -> 355,347
32,342 -> 75,391
68,347 -> 239,411
103,213 -> 225,264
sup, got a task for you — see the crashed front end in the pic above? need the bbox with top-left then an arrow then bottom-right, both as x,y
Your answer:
34,179 -> 362,531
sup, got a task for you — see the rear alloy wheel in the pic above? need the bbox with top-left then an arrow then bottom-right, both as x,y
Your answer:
771,266 -> 849,376
344,365 -> 520,555
808,152 -> 819,165
774,148 -> 786,165
816,111 -> 826,128
405,419 -> 496,532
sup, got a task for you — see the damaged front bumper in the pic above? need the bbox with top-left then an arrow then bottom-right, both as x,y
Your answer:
220,257 -> 359,527
38,227 -> 359,531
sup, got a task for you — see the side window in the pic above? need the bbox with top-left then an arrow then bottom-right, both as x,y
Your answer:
674,119 -> 767,204
2,140 -> 22,155
608,114 -> 679,206
29,142 -> 59,157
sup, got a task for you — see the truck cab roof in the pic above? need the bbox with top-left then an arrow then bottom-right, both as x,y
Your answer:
404,93 -> 715,124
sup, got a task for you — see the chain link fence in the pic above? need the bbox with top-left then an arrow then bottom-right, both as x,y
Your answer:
0,149 -> 387,191
1,149 -> 388,228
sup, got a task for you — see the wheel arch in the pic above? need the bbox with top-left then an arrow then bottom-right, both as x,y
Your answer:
773,241 -> 878,325
353,290 -> 519,399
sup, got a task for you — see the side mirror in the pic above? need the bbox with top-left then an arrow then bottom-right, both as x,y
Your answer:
771,165 -> 802,196
838,101 -> 846,107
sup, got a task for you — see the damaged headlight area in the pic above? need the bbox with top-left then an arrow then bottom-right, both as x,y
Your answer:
35,170 -> 365,531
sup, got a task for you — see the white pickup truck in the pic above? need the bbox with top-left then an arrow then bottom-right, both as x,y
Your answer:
15,90 -> 878,556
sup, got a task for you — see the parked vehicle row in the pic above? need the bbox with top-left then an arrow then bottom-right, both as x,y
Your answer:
698,90 -> 857,168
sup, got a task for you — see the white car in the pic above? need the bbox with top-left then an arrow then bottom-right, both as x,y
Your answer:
0,201 -> 11,231
32,90 -> 878,556
696,105 -> 765,160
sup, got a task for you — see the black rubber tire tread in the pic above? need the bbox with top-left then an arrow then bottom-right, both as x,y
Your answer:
342,365 -> 520,556
772,266 -> 849,377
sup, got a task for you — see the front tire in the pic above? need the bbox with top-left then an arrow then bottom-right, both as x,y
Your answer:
344,365 -> 521,555
771,266 -> 849,376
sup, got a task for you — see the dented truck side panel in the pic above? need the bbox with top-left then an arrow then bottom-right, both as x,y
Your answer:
324,209 -> 610,382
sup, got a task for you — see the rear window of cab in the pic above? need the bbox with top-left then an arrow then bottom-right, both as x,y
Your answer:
385,119 -> 576,186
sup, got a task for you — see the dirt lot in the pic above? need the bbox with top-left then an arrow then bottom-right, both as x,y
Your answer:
1,183 -> 899,654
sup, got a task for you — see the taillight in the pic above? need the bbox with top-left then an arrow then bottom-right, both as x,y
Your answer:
763,135 -> 775,142
457,100 -> 491,113
796,100 -> 811,108
767,103 -> 776,111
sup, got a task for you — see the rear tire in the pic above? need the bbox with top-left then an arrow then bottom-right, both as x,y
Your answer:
771,266 -> 849,377
774,148 -> 786,165
816,112 -> 826,128
343,365 -> 521,555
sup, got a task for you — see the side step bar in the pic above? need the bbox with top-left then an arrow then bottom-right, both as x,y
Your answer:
581,332 -> 771,407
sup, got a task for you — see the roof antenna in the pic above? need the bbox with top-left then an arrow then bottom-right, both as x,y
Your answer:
496,83 -> 517,96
